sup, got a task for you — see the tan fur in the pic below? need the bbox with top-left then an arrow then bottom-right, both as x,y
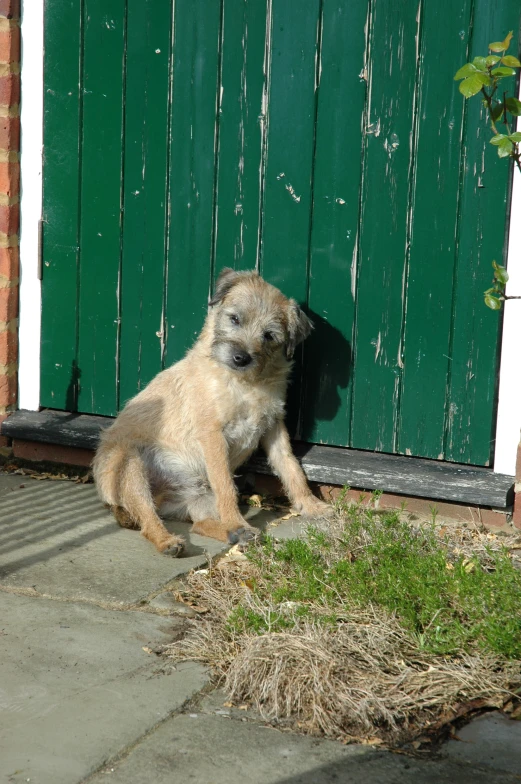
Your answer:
93,269 -> 329,555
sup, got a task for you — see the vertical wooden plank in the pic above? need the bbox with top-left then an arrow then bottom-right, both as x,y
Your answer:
76,0 -> 126,415
300,0 -> 368,445
163,0 -> 222,366
213,0 -> 267,276
350,0 -> 420,453
260,0 -> 320,436
445,0 -> 520,465
118,0 -> 172,406
40,0 -> 82,410
260,0 -> 320,302
397,0 -> 473,459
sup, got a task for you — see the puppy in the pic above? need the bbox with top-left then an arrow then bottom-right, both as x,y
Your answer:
93,268 -> 329,555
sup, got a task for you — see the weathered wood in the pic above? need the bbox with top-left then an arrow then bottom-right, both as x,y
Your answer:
76,0 -> 126,416
118,0 -> 173,407
2,411 -> 514,508
1,410 -> 113,451
40,0 -> 83,411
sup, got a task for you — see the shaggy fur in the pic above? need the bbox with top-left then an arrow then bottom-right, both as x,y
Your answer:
93,268 -> 329,555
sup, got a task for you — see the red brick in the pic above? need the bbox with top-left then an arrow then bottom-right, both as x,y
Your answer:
478,508 -> 512,533
0,410 -> 9,447
0,369 -> 16,405
12,440 -> 94,468
0,325 -> 16,364
0,244 -> 17,279
0,72 -> 18,105
0,115 -> 19,151
513,486 -> 521,527
0,160 -> 18,197
0,283 -> 16,320
0,1 -> 20,19
0,201 -> 17,233
0,26 -> 19,64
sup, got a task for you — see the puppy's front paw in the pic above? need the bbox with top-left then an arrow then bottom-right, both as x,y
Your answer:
294,497 -> 333,518
158,535 -> 185,557
227,525 -> 262,549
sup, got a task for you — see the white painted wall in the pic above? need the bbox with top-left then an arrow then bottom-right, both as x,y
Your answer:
493,91 -> 521,477
18,0 -> 44,411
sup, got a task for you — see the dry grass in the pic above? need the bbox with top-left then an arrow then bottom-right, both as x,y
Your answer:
165,505 -> 521,745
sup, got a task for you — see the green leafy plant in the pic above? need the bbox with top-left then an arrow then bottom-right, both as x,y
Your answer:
454,31 -> 520,309
229,507 -> 521,658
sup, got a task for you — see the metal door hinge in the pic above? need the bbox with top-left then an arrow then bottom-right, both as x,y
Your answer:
37,218 -> 43,280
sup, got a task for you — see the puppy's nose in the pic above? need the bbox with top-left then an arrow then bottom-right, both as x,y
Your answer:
232,350 -> 252,367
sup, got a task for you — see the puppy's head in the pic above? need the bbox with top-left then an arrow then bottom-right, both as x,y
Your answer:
208,267 -> 313,376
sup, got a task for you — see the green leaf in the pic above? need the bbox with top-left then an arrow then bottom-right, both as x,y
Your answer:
494,266 -> 509,285
497,137 -> 514,157
454,63 -> 477,80
486,55 -> 501,66
490,104 -> 504,121
506,97 -> 521,116
459,74 -> 485,97
490,134 -> 507,145
501,55 -> 521,67
477,72 -> 492,86
509,132 -> 521,142
484,294 -> 502,310
489,31 -> 514,52
491,66 -> 516,77
472,56 -> 488,70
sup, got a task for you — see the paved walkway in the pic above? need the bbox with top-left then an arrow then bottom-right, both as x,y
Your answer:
0,472 -> 520,784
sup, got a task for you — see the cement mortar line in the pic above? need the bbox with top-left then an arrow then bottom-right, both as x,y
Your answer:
0,193 -> 19,206
0,17 -> 19,31
0,150 -> 20,162
0,275 -> 19,288
0,62 -> 19,76
0,104 -> 19,117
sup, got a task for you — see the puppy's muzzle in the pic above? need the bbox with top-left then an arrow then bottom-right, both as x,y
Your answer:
232,349 -> 252,368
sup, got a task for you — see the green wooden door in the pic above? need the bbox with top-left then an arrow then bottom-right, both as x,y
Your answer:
40,0 -> 520,467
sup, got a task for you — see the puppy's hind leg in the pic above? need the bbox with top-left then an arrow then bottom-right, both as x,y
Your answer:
118,452 -> 185,556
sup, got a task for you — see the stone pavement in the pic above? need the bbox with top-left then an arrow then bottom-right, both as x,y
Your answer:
0,472 -> 520,784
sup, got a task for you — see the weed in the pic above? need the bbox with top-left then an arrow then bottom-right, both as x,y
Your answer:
237,508 -> 521,658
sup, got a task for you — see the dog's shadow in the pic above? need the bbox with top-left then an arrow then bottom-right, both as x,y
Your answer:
296,309 -> 352,440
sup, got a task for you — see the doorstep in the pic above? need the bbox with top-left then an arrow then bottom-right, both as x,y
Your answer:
1,409 -> 516,530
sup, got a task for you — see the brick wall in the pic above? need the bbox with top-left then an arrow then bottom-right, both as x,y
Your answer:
0,0 -> 18,447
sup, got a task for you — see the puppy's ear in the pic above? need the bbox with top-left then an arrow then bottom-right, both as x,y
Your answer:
286,300 -> 313,360
209,267 -> 240,306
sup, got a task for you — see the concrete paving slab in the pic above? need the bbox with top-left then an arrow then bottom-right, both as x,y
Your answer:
87,706 -> 520,784
0,472 -> 30,496
0,591 -> 208,784
442,711 -> 521,775
0,477 -> 226,605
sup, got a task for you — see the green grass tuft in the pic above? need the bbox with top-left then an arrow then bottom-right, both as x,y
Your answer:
231,505 -> 521,658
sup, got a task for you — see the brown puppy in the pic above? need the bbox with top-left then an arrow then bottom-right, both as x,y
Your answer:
93,268 -> 329,555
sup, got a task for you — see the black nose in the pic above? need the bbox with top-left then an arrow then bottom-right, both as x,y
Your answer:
232,350 -> 252,367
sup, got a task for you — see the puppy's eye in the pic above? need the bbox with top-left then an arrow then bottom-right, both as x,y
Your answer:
264,331 -> 274,342
230,314 -> 240,325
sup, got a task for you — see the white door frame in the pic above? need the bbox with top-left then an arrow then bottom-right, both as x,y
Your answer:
18,0 -> 43,411
18,4 -> 521,475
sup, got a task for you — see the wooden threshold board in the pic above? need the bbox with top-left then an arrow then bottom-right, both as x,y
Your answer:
1,409 -> 514,508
